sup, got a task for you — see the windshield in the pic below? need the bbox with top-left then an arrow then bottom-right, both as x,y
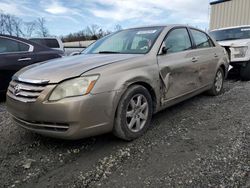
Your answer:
83,27 -> 163,54
210,27 -> 250,41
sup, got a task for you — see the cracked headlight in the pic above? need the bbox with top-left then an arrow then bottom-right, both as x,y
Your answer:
233,46 -> 248,58
49,75 -> 99,101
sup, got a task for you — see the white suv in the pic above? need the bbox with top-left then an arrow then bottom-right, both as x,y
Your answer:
29,37 -> 64,52
210,26 -> 250,80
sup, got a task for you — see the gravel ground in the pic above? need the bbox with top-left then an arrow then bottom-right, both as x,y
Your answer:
0,80 -> 249,188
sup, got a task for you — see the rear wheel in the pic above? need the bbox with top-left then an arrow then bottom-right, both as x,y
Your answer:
207,68 -> 224,96
113,85 -> 153,141
240,63 -> 250,81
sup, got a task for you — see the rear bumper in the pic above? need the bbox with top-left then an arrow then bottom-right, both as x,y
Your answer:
7,90 -> 123,140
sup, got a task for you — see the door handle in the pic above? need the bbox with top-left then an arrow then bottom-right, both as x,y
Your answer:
191,57 -> 198,62
214,53 -> 218,58
18,57 -> 32,62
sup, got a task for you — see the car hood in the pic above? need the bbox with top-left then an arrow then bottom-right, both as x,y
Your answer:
218,39 -> 250,47
15,54 -> 142,84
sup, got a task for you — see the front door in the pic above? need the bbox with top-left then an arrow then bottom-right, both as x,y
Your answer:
157,27 -> 200,101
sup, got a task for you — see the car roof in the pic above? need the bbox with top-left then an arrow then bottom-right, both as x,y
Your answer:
29,37 -> 60,40
127,24 -> 188,29
0,34 -> 32,44
125,24 -> 207,34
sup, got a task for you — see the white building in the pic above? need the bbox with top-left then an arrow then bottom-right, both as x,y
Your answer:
210,0 -> 250,30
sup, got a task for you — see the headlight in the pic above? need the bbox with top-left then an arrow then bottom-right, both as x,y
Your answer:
49,75 -> 99,101
233,46 -> 248,58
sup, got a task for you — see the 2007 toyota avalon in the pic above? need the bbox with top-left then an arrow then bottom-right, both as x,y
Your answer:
7,25 -> 229,140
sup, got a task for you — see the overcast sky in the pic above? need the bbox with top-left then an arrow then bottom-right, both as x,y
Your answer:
0,0 -> 211,36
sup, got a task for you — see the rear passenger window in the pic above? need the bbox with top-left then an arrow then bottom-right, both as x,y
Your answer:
164,28 -> 192,54
0,38 -> 29,53
191,29 -> 214,49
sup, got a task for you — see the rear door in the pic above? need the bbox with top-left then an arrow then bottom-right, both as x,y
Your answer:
189,29 -> 219,87
0,37 -> 35,91
157,27 -> 200,100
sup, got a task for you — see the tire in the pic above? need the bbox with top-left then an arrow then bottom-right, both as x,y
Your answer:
240,63 -> 250,81
113,85 -> 153,141
207,67 -> 224,96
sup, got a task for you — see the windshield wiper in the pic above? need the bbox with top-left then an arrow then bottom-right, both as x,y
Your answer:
98,51 -> 121,54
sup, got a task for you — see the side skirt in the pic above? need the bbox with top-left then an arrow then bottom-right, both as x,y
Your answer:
158,84 -> 212,112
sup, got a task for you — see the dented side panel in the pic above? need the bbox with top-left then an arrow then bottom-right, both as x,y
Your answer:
157,50 -> 200,100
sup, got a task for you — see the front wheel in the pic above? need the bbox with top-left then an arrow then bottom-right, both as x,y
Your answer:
207,68 -> 224,96
113,85 -> 153,141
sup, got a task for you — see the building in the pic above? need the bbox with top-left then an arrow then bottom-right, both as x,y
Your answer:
209,0 -> 250,30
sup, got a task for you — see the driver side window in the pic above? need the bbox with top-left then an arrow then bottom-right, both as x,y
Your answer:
164,28 -> 192,54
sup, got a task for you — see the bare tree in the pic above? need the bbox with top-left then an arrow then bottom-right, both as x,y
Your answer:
0,10 -> 117,41
3,14 -> 13,36
23,21 -> 37,37
86,24 -> 100,36
62,24 -> 116,42
0,11 -> 26,37
12,17 -> 23,37
36,18 -> 49,37
0,10 -> 50,38
114,24 -> 122,31
0,11 -> 5,34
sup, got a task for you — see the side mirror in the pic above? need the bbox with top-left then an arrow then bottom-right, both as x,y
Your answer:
161,46 -> 167,55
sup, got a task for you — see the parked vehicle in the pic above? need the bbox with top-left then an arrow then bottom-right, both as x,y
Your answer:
64,40 -> 95,56
65,47 -> 85,56
7,25 -> 229,140
29,37 -> 64,52
0,35 -> 63,94
210,26 -> 250,80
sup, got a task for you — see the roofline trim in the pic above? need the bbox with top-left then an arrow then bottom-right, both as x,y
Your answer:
210,0 -> 231,5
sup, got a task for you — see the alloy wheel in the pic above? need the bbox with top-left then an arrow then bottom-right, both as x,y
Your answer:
126,94 -> 149,132
215,70 -> 223,93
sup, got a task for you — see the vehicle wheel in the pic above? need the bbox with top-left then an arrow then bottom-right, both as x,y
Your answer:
240,63 -> 250,81
113,85 -> 153,141
207,67 -> 224,96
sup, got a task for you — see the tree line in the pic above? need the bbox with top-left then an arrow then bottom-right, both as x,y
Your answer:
0,11 -> 122,42
61,24 -> 122,42
0,11 -> 49,37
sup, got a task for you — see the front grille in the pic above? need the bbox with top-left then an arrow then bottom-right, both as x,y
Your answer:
13,116 -> 69,132
7,80 -> 46,103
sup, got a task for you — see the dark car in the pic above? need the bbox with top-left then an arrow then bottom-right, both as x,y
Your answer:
0,35 -> 63,94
